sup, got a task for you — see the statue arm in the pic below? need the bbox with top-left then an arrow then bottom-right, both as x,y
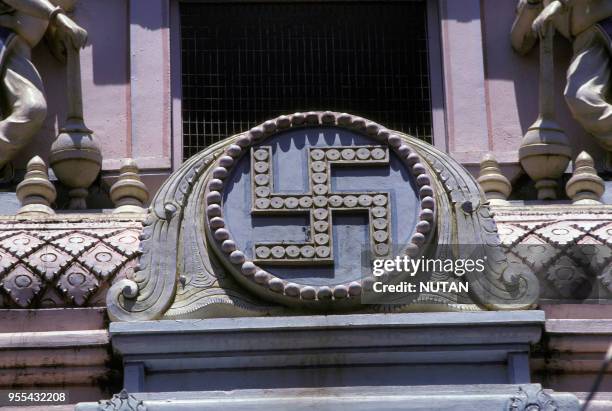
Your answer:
511,0 -> 543,54
2,0 -> 58,20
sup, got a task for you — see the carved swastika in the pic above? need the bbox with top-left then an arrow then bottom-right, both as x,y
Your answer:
251,145 -> 392,265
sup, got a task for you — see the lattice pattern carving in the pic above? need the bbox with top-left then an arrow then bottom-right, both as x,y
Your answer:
495,207 -> 612,300
0,217 -> 142,308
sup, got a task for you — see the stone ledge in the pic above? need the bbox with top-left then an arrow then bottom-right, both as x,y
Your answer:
74,384 -> 580,411
111,311 -> 544,392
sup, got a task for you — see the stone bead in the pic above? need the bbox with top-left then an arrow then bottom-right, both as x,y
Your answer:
276,115 -> 291,129
207,191 -> 222,204
348,281 -> 362,296
222,240 -> 237,253
229,250 -> 246,264
285,283 -> 301,297
421,196 -> 435,210
209,217 -> 225,229
254,271 -> 270,284
208,179 -> 224,191
212,167 -> 228,179
249,127 -> 264,141
268,278 -> 285,293
219,156 -> 234,168
321,111 -> 336,124
235,135 -> 251,147
207,204 -> 222,217
317,286 -> 333,300
333,285 -> 349,299
300,286 -> 316,300
416,174 -> 431,186
291,113 -> 306,125
263,120 -> 277,133
214,228 -> 230,241
226,144 -> 243,158
388,134 -> 402,147
241,262 -> 257,276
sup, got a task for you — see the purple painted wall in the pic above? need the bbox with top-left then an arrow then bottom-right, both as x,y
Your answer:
9,0 -> 605,194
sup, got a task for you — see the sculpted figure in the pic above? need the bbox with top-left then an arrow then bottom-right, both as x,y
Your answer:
0,0 -> 87,182
511,0 -> 612,151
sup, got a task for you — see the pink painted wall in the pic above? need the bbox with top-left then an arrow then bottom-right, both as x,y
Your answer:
18,0 -> 131,172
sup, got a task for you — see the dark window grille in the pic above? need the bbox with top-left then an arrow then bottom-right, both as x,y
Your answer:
180,1 -> 433,160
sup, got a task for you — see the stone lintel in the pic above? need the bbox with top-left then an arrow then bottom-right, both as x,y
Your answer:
110,311 -> 544,392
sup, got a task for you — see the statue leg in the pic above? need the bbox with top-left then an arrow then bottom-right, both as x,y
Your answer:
0,50 -> 47,173
564,29 -> 612,151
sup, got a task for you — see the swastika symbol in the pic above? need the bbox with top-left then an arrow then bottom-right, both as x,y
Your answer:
251,145 -> 392,264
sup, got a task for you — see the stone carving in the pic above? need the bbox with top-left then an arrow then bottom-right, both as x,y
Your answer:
49,1 -> 101,210
98,390 -> 146,411
0,217 -> 142,308
512,4 -> 571,200
110,159 -> 149,214
107,112 -> 537,321
0,0 -> 89,183
508,385 -> 558,411
565,151 -> 605,204
250,146 -> 396,264
477,153 -> 512,206
512,0 -> 612,153
495,206 -> 612,301
16,156 -> 56,215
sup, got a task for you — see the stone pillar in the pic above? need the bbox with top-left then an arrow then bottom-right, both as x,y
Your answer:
16,156 -> 56,216
477,153 -> 511,206
110,159 -> 149,214
565,151 -> 605,204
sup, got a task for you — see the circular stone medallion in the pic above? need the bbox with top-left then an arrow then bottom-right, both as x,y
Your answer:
203,112 -> 436,308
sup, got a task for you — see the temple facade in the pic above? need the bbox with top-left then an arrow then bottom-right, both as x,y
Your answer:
0,1 -> 611,410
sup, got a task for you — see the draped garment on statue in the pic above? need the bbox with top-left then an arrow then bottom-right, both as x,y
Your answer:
564,16 -> 612,150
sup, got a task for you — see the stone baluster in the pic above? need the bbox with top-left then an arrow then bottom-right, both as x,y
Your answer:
50,44 -> 102,210
518,24 -> 571,200
565,151 -> 605,204
110,159 -> 149,214
477,153 -> 512,206
16,156 -> 56,216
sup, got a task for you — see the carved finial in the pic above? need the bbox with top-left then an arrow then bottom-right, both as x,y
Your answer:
477,153 -> 511,206
110,159 -> 149,214
565,151 -> 605,204
16,156 -> 56,216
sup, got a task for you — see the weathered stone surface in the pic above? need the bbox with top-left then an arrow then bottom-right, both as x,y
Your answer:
0,215 -> 143,308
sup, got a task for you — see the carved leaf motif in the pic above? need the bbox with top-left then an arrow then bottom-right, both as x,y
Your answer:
0,233 -> 44,258
56,262 -> 99,306
1,264 -> 43,307
508,385 -> 558,411
545,255 -> 589,299
98,390 -> 147,411
104,230 -> 141,257
25,245 -> 73,281
80,243 -> 127,279
52,232 -> 98,256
